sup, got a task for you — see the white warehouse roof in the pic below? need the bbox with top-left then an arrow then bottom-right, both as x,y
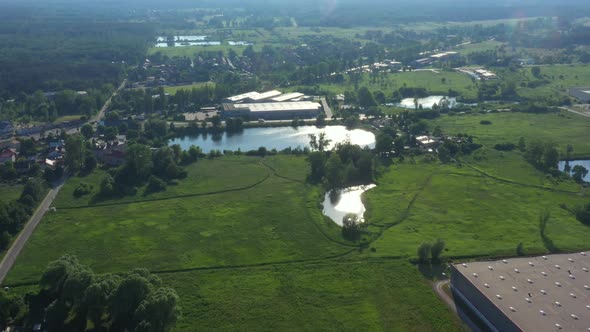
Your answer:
240,101 -> 321,113
248,90 -> 282,101
226,91 -> 261,102
271,92 -> 304,102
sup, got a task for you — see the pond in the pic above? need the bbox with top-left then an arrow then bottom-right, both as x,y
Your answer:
169,125 -> 376,153
558,160 -> 590,181
322,184 -> 376,226
391,96 -> 457,109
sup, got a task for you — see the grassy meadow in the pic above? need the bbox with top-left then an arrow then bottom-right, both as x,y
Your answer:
0,184 -> 22,203
5,106 -> 590,330
164,82 -> 215,95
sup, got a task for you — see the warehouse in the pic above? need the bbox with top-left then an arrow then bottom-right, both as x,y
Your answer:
222,101 -> 322,120
451,253 -> 590,332
569,87 -> 590,103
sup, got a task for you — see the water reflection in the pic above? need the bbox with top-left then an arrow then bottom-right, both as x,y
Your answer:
322,184 -> 376,226
169,125 -> 376,153
559,160 -> 590,181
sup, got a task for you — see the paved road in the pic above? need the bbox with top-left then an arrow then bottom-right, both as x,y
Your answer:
91,79 -> 127,124
0,176 -> 67,284
560,106 -> 590,118
320,97 -> 333,119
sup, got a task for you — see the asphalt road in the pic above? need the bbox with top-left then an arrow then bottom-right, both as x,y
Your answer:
320,97 -> 333,119
560,106 -> 590,118
0,176 -> 67,284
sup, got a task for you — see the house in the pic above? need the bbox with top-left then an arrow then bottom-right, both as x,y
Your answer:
0,148 -> 18,164
0,138 -> 20,152
48,139 -> 65,150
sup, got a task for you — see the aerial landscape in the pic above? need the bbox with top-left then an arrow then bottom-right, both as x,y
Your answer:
1,0 -> 590,330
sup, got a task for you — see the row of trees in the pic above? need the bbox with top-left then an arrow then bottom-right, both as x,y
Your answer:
0,179 -> 44,250
1,255 -> 179,331
417,239 -> 446,263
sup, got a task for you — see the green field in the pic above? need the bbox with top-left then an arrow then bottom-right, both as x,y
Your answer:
294,70 -> 478,100
0,184 -> 22,203
6,110 -> 590,330
164,82 -> 215,95
52,115 -> 83,124
431,110 -> 590,156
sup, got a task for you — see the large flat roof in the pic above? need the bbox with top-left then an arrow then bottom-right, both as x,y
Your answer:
248,90 -> 282,101
226,91 -> 260,102
233,101 -> 321,113
453,253 -> 590,332
271,92 -> 304,102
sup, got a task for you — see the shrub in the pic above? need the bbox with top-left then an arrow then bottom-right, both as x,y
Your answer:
146,175 -> 166,193
494,143 -> 516,151
73,182 -> 93,197
479,120 -> 492,125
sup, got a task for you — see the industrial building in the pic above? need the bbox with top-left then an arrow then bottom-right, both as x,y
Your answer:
451,253 -> 590,332
569,87 -> 590,103
222,101 -> 322,120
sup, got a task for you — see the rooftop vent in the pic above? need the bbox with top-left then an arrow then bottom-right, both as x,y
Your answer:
525,297 -> 532,303
500,276 -> 505,280
556,282 -> 562,287
461,263 -> 467,267
541,289 -> 548,295
540,310 -> 546,316
503,259 -> 508,263
570,293 -> 577,298
586,305 -> 590,310
512,286 -> 518,291
556,323 -> 562,330
569,258 -> 574,262
572,314 -> 579,320
542,272 -> 548,276
488,266 -> 494,270
527,279 -> 533,284
555,302 -> 562,307
581,252 -> 586,256
496,294 -> 502,299
555,265 -> 561,269
529,262 -> 534,266
514,269 -> 520,273
472,273 -> 478,277
484,283 -> 490,288
542,256 -> 547,260
584,285 -> 589,290
509,307 -> 517,312
584,268 -> 589,272
570,275 -> 576,279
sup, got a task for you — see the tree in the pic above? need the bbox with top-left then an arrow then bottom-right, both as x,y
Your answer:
417,242 -> 431,263
516,242 -> 525,256
357,87 -> 377,108
121,144 -> 153,184
375,133 -> 393,156
518,137 -> 526,152
84,152 -> 97,173
572,165 -> 588,183
65,135 -> 84,173
134,287 -> 181,332
430,239 -> 445,262
80,124 -> 94,139
342,213 -> 361,240
308,132 -> 331,152
539,210 -> 550,237
325,153 -> 344,189
531,66 -> 541,78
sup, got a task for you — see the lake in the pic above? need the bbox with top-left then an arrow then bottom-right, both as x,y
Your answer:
392,96 -> 457,109
322,184 -> 376,226
169,125 -> 376,153
558,160 -> 590,181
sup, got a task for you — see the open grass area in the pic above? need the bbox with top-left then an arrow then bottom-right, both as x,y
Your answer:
455,40 -> 504,55
163,260 -> 464,331
0,184 -> 22,203
365,162 -> 590,258
54,156 -> 270,208
496,64 -> 590,100
295,70 -> 478,100
430,111 -> 590,156
52,115 -> 83,124
5,155 -> 349,284
164,82 -> 215,95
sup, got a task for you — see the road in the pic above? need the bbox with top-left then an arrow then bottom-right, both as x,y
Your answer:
560,106 -> 590,118
320,97 -> 333,119
0,176 -> 67,284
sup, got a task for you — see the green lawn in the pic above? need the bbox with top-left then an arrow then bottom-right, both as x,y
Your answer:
52,115 -> 83,124
0,184 -> 22,203
164,82 -> 215,95
163,260 -> 464,331
431,111 -> 590,156
54,157 -> 270,208
296,70 -> 478,100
